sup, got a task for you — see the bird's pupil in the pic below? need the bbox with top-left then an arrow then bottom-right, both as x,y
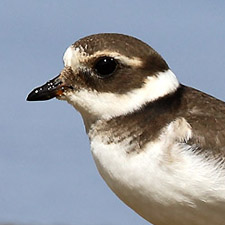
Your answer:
95,57 -> 117,77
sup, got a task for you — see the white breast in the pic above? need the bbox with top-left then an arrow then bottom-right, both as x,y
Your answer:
89,119 -> 225,225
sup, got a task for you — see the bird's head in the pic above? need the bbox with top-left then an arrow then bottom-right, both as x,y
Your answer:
27,33 -> 179,130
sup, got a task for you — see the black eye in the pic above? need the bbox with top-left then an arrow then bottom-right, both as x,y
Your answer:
94,57 -> 118,77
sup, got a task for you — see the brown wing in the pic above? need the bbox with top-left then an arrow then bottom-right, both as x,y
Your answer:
181,85 -> 225,159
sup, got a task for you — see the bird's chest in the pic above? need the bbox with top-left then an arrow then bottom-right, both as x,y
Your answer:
89,132 -> 225,225
90,133 -> 185,224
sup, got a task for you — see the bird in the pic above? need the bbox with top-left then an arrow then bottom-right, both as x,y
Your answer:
27,33 -> 225,225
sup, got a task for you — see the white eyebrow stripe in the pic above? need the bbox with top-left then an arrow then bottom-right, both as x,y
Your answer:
91,50 -> 143,67
63,46 -> 143,69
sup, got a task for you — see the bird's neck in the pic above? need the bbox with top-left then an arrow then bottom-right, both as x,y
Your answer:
87,86 -> 185,149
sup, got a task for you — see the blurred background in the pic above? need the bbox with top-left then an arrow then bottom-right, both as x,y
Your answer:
0,1 -> 225,225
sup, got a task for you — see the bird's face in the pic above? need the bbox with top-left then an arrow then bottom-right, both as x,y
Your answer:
27,33 -> 178,128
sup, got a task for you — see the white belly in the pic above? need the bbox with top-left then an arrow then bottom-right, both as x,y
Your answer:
90,135 -> 225,225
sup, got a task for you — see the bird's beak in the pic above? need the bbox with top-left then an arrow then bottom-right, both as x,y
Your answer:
26,75 -> 66,101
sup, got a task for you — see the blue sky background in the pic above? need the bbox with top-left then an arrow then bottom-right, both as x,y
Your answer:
0,1 -> 225,225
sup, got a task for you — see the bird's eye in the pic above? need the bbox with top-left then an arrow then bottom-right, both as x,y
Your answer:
94,57 -> 118,77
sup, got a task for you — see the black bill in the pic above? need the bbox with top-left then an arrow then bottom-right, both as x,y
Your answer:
26,75 -> 64,101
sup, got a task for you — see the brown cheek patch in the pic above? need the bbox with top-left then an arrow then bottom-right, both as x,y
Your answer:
77,67 -> 149,94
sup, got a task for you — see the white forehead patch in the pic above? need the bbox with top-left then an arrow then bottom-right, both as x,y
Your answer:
63,45 -> 88,69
